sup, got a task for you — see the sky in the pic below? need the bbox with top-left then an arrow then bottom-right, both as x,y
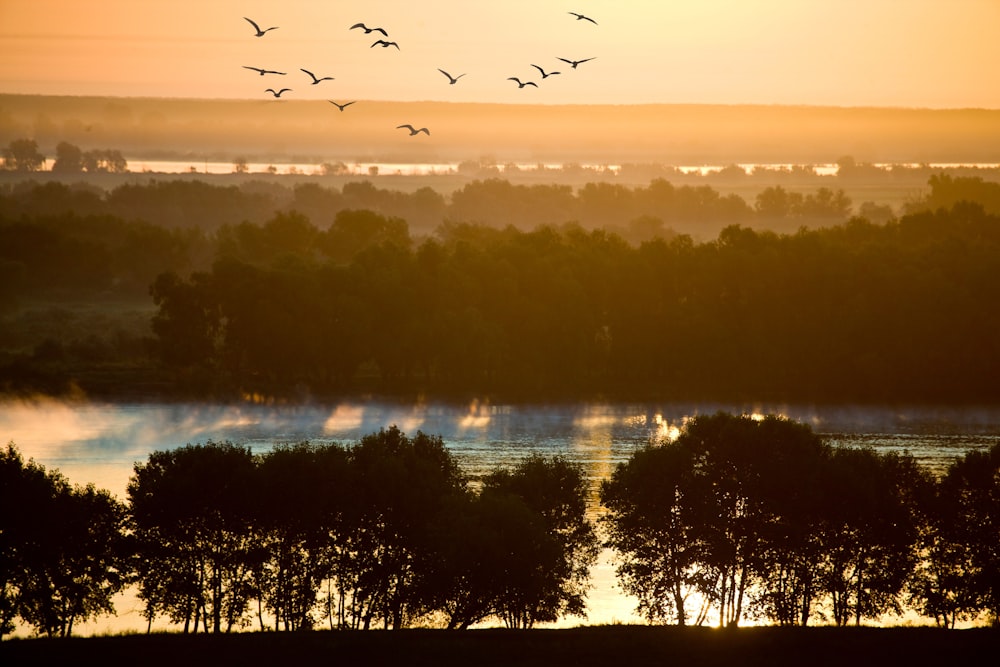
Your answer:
1,0 -> 999,108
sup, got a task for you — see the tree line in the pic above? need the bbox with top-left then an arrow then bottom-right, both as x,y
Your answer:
2,175 -> 999,402
146,202 -> 1000,403
1,173 -> 858,237
600,413 -> 1000,628
1,139 -> 127,174
2,428 -> 597,637
5,414 -> 1000,637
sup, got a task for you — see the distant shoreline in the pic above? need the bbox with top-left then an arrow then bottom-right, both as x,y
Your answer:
4,93 -> 999,165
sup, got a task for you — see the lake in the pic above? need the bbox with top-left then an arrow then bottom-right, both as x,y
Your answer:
4,398 -> 1000,634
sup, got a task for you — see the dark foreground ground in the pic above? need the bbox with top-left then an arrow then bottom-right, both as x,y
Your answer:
2,626 -> 998,667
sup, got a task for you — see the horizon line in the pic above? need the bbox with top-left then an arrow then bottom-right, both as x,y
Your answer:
3,92 -> 999,113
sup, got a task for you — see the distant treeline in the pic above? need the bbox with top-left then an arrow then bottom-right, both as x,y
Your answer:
5,413 -> 1000,637
1,175 -> 1000,402
0,174 -> 862,237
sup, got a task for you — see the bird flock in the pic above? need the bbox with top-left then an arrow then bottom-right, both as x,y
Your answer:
241,11 -> 599,138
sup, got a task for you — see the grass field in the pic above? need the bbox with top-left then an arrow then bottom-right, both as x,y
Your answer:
3,626 -> 998,667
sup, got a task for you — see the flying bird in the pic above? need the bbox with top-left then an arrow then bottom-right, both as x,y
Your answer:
329,100 -> 356,111
438,69 -> 466,84
265,88 -> 291,97
531,64 -> 560,79
301,69 -> 334,84
243,66 -> 286,76
244,17 -> 278,37
350,23 -> 389,36
507,77 -> 538,88
397,124 -> 430,136
371,40 -> 400,49
557,57 -> 596,69
568,12 -> 598,24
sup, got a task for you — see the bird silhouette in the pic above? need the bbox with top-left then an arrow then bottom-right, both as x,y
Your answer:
371,40 -> 400,49
301,69 -> 334,84
397,124 -> 430,136
243,66 -> 286,76
265,88 -> 291,97
531,64 -> 560,78
568,12 -> 598,24
244,17 -> 278,37
557,57 -> 596,69
438,69 -> 466,84
350,23 -> 388,36
329,101 -> 356,111
507,77 -> 538,88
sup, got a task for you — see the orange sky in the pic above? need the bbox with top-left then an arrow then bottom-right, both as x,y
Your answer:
1,0 -> 999,108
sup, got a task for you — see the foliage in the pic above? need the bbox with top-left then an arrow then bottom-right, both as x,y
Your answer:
128,441 -> 259,633
0,443 -> 126,637
477,455 -> 599,628
2,139 -> 45,172
600,414 -> 927,628
2,176 -> 1000,404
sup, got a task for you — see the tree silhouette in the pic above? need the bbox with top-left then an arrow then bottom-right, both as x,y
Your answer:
2,139 -> 45,172
480,455 -> 599,628
1,443 -> 126,637
128,442 -> 259,633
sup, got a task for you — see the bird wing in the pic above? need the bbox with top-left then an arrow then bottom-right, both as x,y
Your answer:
420,128 -> 430,135
526,82 -> 538,87
244,17 -> 261,32
374,28 -> 388,36
301,69 -> 316,80
397,124 -> 415,130
557,58 -> 572,65
350,23 -> 365,30
438,69 -> 452,79
243,66 -> 262,72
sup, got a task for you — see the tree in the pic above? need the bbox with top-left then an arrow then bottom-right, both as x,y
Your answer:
128,441 -> 259,633
909,459 -> 981,628
51,141 -> 84,173
82,149 -> 127,173
2,139 -> 45,172
601,413 -> 838,627
253,442 -> 351,631
479,455 -> 599,628
600,444 -> 711,625
821,447 -> 926,626
920,443 -> 1000,625
0,443 -> 126,638
149,270 -> 223,369
334,427 -> 467,629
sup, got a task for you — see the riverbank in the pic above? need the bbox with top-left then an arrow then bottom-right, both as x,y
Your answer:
3,626 -> 998,667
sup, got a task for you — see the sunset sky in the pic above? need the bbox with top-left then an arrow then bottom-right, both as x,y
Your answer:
1,0 -> 999,108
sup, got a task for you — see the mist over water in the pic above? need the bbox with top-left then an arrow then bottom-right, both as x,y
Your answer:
4,398 -> 999,501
